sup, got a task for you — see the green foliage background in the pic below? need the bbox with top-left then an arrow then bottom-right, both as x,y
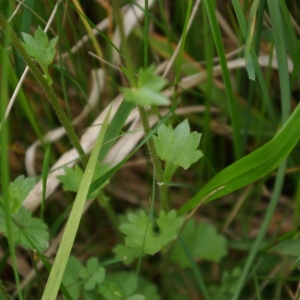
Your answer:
0,0 -> 300,299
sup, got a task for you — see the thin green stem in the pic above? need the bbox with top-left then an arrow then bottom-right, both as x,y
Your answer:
0,13 -> 87,165
111,0 -> 169,210
267,0 -> 291,122
138,106 -> 169,211
96,191 -> 120,234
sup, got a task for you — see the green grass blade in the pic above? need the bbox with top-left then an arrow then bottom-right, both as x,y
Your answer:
178,103 -> 300,215
279,1 -> 299,64
41,144 -> 51,220
144,0 -> 149,67
98,101 -> 134,162
174,0 -> 193,86
140,29 -> 276,135
230,3 -> 292,296
279,1 -> 300,86
204,0 -> 242,159
157,0 -> 173,56
41,106 -> 112,300
267,0 -> 291,122
231,161 -> 287,300
178,236 -> 211,300
0,21 -> 23,300
231,0 -> 277,124
244,0 -> 259,80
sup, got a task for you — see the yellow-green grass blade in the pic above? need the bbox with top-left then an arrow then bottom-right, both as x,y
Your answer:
41,106 -> 112,300
98,101 -> 134,162
178,103 -> 300,215
203,0 -> 241,159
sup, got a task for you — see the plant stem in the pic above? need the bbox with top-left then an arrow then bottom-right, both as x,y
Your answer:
138,106 -> 169,211
0,13 -> 87,165
111,0 -> 169,210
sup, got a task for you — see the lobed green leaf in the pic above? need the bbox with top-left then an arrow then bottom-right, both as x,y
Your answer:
123,65 -> 170,106
123,86 -> 170,106
8,175 -> 36,214
57,164 -> 110,199
119,210 -> 184,255
0,206 -> 49,251
138,65 -> 167,91
153,119 -> 202,181
112,244 -> 142,265
171,219 -> 227,267
21,26 -> 58,84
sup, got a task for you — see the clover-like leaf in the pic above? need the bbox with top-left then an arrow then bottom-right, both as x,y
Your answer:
21,26 -> 58,84
171,219 -> 227,268
153,119 -> 203,181
83,257 -> 105,291
119,210 -> 184,255
7,175 -> 36,214
63,256 -> 106,300
99,272 -> 158,300
123,65 -> 170,106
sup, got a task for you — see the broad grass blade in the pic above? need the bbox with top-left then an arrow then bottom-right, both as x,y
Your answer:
179,103 -> 300,215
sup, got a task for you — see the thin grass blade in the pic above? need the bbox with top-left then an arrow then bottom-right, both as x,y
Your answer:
41,106 -> 112,300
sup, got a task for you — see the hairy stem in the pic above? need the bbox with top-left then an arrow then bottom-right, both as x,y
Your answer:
0,13 -> 86,164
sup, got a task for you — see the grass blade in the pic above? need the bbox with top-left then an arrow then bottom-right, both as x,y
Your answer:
178,236 -> 211,300
204,0 -> 242,158
98,101 -> 134,162
41,144 -> 51,220
231,0 -> 277,123
0,19 -> 23,300
178,103 -> 300,215
41,106 -> 112,300
267,0 -> 291,122
231,161 -> 287,299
